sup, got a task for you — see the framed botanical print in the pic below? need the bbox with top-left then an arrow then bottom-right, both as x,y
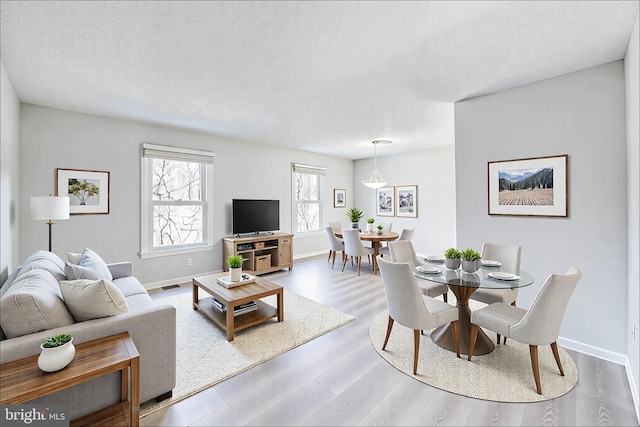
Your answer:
376,186 -> 395,216
57,168 -> 110,215
333,189 -> 346,207
396,185 -> 417,218
488,154 -> 568,217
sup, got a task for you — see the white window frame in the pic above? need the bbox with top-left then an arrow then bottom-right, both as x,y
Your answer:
292,163 -> 326,235
140,143 -> 215,259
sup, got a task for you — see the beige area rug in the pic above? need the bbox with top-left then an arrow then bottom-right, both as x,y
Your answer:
141,290 -> 354,416
369,309 -> 578,403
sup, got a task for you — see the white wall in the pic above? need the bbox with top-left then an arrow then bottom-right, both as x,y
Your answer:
18,104 -> 353,285
455,61 -> 628,358
624,10 -> 640,419
353,145 -> 456,258
0,61 -> 20,284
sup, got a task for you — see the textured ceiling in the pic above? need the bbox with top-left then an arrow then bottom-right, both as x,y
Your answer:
1,1 -> 637,159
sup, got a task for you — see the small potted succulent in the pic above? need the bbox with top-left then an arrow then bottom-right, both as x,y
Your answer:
227,255 -> 244,282
38,333 -> 75,372
366,218 -> 375,233
376,224 -> 384,235
443,247 -> 462,270
460,248 -> 482,273
346,207 -> 364,229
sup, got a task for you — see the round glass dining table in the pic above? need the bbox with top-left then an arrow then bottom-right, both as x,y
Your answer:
414,262 -> 534,356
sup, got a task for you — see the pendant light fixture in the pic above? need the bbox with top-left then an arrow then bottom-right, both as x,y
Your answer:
362,139 -> 391,188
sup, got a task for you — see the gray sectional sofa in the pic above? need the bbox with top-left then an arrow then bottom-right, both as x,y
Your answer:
0,250 -> 176,419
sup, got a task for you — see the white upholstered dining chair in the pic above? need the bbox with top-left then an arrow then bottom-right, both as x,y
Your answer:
377,257 -> 460,375
379,228 -> 414,258
323,226 -> 345,269
341,229 -> 375,276
388,240 -> 449,302
468,266 -> 581,394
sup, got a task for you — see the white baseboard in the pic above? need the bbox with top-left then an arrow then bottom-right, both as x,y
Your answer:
557,336 -> 627,365
625,357 -> 640,424
142,269 -> 220,290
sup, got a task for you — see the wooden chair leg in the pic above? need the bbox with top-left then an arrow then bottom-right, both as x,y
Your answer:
551,342 -> 565,376
413,329 -> 421,375
382,316 -> 394,350
468,323 -> 479,361
331,251 -> 336,268
341,254 -> 348,272
357,257 -> 361,276
451,320 -> 460,358
327,250 -> 332,263
529,345 -> 542,395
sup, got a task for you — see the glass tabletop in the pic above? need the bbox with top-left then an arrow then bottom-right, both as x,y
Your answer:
413,262 -> 534,290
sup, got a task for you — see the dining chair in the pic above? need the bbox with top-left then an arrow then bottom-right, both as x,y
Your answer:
387,240 -> 449,302
329,221 -> 342,234
377,257 -> 460,375
379,228 -> 414,258
323,226 -> 345,269
468,267 -> 581,394
341,228 -> 375,276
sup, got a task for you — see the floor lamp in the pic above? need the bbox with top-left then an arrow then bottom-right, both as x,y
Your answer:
31,195 -> 70,252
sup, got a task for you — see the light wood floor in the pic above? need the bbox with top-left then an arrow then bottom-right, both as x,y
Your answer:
144,255 -> 639,427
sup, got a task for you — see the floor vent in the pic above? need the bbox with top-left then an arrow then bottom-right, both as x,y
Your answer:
161,284 -> 180,290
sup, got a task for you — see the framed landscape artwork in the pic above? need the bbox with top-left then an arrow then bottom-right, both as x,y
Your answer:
57,168 -> 110,215
487,154 -> 568,217
376,186 -> 395,217
396,185 -> 418,218
333,189 -> 346,207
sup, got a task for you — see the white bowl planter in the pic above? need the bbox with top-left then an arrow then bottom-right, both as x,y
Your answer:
230,267 -> 242,282
462,260 -> 482,273
38,338 -> 75,372
445,258 -> 461,270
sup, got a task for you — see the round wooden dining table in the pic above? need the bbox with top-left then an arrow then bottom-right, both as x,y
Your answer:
415,263 -> 534,356
334,230 -> 399,274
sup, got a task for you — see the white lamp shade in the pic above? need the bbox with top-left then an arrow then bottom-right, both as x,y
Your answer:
31,196 -> 70,221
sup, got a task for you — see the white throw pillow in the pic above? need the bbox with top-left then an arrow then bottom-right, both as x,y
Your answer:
78,248 -> 113,281
59,279 -> 129,321
67,252 -> 83,264
64,262 -> 101,280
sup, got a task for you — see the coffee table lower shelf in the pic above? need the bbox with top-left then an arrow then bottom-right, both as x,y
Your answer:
195,298 -> 278,335
71,401 -> 131,427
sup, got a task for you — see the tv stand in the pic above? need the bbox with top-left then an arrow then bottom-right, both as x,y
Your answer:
223,232 -> 293,275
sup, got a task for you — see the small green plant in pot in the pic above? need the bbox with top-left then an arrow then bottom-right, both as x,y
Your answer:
366,217 -> 375,232
376,224 -> 384,235
460,248 -> 482,273
443,247 -> 462,270
39,333 -> 75,372
227,255 -> 244,282
346,207 -> 364,229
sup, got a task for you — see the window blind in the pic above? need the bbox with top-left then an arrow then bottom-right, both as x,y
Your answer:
292,163 -> 327,176
142,143 -> 214,164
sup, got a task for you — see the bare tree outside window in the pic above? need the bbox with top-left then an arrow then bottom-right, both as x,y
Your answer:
295,172 -> 320,232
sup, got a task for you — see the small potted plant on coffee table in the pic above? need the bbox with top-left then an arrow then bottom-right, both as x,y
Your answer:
460,248 -> 482,273
444,247 -> 462,270
227,255 -> 244,282
366,218 -> 375,233
38,333 -> 75,372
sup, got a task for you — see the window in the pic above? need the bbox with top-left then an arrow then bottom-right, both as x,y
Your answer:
141,143 -> 214,258
293,163 -> 326,233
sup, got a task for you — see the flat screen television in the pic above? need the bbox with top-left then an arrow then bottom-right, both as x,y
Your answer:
232,199 -> 280,235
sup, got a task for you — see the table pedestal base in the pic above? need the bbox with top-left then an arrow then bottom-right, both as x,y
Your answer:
431,285 -> 495,356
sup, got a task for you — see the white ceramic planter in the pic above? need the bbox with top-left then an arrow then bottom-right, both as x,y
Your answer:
462,260 -> 482,273
38,338 -> 75,372
445,258 -> 461,270
366,223 -> 374,232
230,267 -> 242,282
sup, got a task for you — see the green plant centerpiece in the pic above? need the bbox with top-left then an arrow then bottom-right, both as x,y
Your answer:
366,217 -> 375,232
346,207 -> 364,229
443,247 -> 462,270
39,333 -> 75,372
227,255 -> 244,282
376,224 -> 384,235
460,248 -> 482,273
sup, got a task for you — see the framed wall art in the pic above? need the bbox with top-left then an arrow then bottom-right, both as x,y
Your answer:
376,186 -> 395,216
487,154 -> 568,217
396,185 -> 418,218
57,168 -> 110,215
333,189 -> 346,207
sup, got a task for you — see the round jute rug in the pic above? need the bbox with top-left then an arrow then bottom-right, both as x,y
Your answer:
369,309 -> 578,402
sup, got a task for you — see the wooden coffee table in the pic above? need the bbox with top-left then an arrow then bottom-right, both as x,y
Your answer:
192,272 -> 284,341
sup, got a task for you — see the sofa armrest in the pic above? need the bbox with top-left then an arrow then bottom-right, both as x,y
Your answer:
107,261 -> 133,279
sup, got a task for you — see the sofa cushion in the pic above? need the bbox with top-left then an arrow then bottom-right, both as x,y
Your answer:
64,262 -> 101,280
59,279 -> 129,321
111,276 -> 148,298
77,248 -> 113,281
18,250 -> 66,283
0,269 -> 75,338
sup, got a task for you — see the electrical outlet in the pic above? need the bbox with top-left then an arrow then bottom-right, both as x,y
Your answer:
187,258 -> 192,266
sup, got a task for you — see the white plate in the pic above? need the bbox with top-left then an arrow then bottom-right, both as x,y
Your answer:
488,272 -> 521,281
426,256 -> 445,263
481,260 -> 502,267
417,266 -> 441,274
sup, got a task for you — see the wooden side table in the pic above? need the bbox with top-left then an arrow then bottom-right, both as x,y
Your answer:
0,332 -> 140,427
